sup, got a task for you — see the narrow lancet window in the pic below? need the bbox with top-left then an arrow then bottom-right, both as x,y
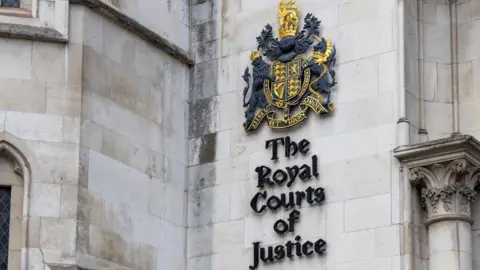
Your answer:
0,0 -> 20,8
0,187 -> 11,269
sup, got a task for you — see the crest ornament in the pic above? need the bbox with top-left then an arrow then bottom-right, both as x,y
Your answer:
242,0 -> 337,132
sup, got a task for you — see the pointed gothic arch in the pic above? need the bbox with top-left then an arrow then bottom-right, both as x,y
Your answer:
0,133 -> 36,270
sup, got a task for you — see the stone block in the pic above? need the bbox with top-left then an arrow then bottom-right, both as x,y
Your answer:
160,221 -> 185,269
423,61 -> 437,102
101,128 -> 130,165
83,9 -> 104,54
473,0 -> 480,20
187,220 -> 243,258
109,64 -> 160,124
459,20 -> 480,62
60,184 -> 78,219
133,38 -> 168,84
82,91 -> 163,151
189,59 -> 219,101
32,42 -> 67,83
187,184 -> 231,227
313,127 -> 378,166
27,216 -> 41,248
30,183 -> 61,217
46,83 -> 82,116
103,18 -> 136,69
330,92 -> 395,135
191,1 -> 219,26
0,78 -> 46,113
0,110 -> 4,132
345,194 -> 391,232
436,63 -> 453,103
339,0 -> 377,25
88,150 -> 149,212
379,51 -> 398,93
82,47 -> 111,98
63,116 -> 80,144
459,61 -> 474,103
27,141 -> 79,185
327,257 -> 392,270
5,111 -> 63,142
0,38 -> 32,80
335,55 -> 379,104
77,187 -> 104,227
188,96 -> 220,138
219,92 -> 244,131
424,23 -> 451,63
80,120 -> 103,152
334,13 -> 393,63
189,130 -> 231,166
424,101 -> 453,135
40,218 -> 77,250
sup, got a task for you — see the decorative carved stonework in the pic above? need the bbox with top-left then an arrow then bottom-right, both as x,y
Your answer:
394,135 -> 480,226
408,159 -> 480,225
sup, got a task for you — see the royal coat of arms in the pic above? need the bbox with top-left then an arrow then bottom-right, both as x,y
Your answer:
242,0 -> 337,132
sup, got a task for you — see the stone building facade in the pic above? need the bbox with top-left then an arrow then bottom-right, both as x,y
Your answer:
0,0 -> 479,270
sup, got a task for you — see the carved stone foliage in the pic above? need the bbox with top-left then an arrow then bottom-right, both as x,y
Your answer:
408,159 -> 480,225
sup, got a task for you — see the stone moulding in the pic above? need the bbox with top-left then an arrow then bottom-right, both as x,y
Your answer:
394,135 -> 480,225
0,23 -> 67,43
70,0 -> 195,66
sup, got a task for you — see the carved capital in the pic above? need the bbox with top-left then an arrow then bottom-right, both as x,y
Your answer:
394,135 -> 480,226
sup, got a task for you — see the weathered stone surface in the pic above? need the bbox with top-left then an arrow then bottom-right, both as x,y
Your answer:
71,0 -> 194,65
0,23 -> 66,43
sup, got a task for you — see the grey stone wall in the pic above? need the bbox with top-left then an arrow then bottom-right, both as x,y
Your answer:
459,1 -> 480,269
96,0 -> 190,51
187,0 -> 402,270
72,5 -> 189,270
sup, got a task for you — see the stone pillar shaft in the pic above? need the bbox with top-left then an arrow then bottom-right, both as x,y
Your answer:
409,159 -> 479,270
394,136 -> 480,270
428,220 -> 472,270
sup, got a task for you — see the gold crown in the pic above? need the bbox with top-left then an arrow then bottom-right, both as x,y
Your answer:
250,50 -> 261,61
278,0 -> 300,40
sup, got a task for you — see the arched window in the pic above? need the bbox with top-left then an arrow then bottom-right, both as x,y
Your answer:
0,140 -> 28,270
0,0 -> 20,8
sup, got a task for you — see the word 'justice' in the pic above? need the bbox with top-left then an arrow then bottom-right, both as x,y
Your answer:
249,137 -> 326,270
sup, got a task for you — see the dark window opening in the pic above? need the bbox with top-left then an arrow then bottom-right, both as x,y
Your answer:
0,0 -> 20,8
0,187 -> 11,269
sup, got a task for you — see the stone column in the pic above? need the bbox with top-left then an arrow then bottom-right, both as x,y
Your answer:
409,159 -> 478,270
394,135 -> 480,270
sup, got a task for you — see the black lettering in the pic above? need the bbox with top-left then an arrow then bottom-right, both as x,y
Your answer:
274,245 -> 285,260
305,186 -> 315,204
260,246 -> 275,263
285,241 -> 295,258
280,192 -> 295,209
294,235 -> 303,257
286,165 -> 299,187
302,241 -> 314,256
312,155 -> 319,177
285,136 -> 298,157
272,169 -> 288,185
256,166 -> 272,188
295,191 -> 306,207
314,187 -> 326,204
314,239 -> 327,254
250,191 -> 267,213
299,139 -> 310,154
266,195 -> 282,211
266,138 -> 285,161
250,242 -> 260,270
299,164 -> 312,181
273,219 -> 289,235
288,210 -> 301,232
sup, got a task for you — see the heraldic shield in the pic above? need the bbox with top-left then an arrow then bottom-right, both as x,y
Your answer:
242,0 -> 337,132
